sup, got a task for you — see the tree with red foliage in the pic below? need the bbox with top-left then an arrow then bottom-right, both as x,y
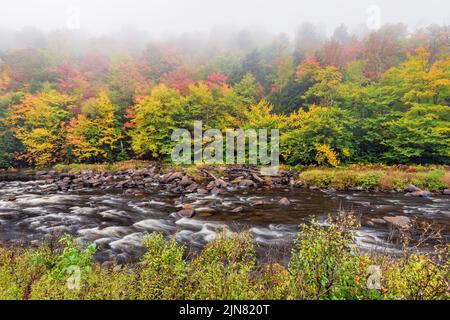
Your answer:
54,61 -> 89,96
205,71 -> 228,89
160,70 -> 194,95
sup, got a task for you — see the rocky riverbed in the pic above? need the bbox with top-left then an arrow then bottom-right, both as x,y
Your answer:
0,165 -> 449,264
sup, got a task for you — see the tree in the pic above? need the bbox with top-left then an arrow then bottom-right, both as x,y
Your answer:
381,48 -> 450,106
205,72 -> 228,89
362,24 -> 407,80
9,88 -> 74,167
160,70 -> 194,95
54,61 -> 89,97
281,106 -> 354,165
303,66 -> 343,107
0,92 -> 23,168
382,104 -> 450,164
267,44 -> 294,92
129,84 -> 184,159
67,92 -> 122,163
234,73 -> 258,106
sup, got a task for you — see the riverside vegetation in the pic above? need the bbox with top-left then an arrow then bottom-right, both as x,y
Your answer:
0,214 -> 448,300
0,24 -> 449,170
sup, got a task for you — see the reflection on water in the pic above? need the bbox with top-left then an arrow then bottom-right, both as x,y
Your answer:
0,180 -> 449,262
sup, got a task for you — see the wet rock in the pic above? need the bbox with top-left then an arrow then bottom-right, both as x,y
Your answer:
278,197 -> 290,206
211,187 -> 221,195
215,179 -> 229,188
195,206 -> 216,213
179,175 -> 192,187
404,184 -> 421,193
167,172 -> 183,182
443,189 -> 450,195
185,183 -> 199,193
253,200 -> 265,206
366,218 -> 387,227
182,203 -> 193,209
178,208 -> 195,218
196,188 -> 208,194
231,206 -> 244,213
406,190 -> 432,197
6,196 -> 17,202
239,179 -> 256,188
383,216 -> 411,228
294,181 -> 304,188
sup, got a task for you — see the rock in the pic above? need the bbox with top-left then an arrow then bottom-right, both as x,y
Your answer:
383,216 -> 411,228
6,196 -> 16,202
215,179 -> 229,188
178,208 -> 195,218
195,206 -> 215,213
101,261 -> 114,268
443,189 -> 450,195
253,200 -> 265,206
168,172 -> 183,182
211,187 -> 221,195
292,181 -> 303,188
370,218 -> 387,225
231,206 -> 243,213
196,188 -> 208,194
406,190 -> 432,197
278,197 -> 290,205
404,184 -> 421,193
185,183 -> 199,193
182,203 -> 193,210
179,175 -> 192,187
113,264 -> 123,272
206,181 -> 216,190
239,179 -> 256,188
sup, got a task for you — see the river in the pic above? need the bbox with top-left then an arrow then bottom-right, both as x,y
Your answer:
0,179 -> 449,263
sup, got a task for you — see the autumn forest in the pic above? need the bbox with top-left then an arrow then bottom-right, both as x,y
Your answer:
0,22 -> 448,169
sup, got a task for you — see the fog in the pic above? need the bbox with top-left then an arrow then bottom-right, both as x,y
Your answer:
1,0 -> 449,37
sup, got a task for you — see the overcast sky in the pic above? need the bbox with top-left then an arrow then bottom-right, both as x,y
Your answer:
1,0 -> 449,36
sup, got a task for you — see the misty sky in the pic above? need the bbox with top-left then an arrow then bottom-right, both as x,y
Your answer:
1,0 -> 449,36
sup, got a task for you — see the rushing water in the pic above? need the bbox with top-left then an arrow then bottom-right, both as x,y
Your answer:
0,179 -> 449,263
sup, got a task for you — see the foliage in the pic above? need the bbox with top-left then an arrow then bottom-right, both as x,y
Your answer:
67,92 -> 122,163
0,27 -> 449,168
0,214 -> 448,300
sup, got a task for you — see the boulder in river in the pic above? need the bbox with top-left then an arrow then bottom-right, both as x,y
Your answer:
178,207 -> 195,218
239,179 -> 256,188
231,206 -> 243,213
278,197 -> 290,206
443,189 -> 450,195
253,200 -> 265,206
383,216 -> 411,228
404,184 -> 422,193
406,190 -> 432,197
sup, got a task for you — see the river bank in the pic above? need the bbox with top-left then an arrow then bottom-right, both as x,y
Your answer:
1,162 -> 449,197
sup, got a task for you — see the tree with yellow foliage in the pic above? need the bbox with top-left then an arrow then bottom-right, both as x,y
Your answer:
8,88 -> 74,167
67,92 -> 122,162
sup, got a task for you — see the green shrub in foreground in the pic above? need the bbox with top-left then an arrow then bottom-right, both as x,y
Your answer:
0,216 -> 448,300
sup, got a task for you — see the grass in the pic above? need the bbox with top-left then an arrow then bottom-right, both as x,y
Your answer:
299,165 -> 450,191
52,160 -> 153,173
0,214 -> 448,300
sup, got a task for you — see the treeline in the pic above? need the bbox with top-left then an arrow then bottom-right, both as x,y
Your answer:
0,23 -> 449,168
